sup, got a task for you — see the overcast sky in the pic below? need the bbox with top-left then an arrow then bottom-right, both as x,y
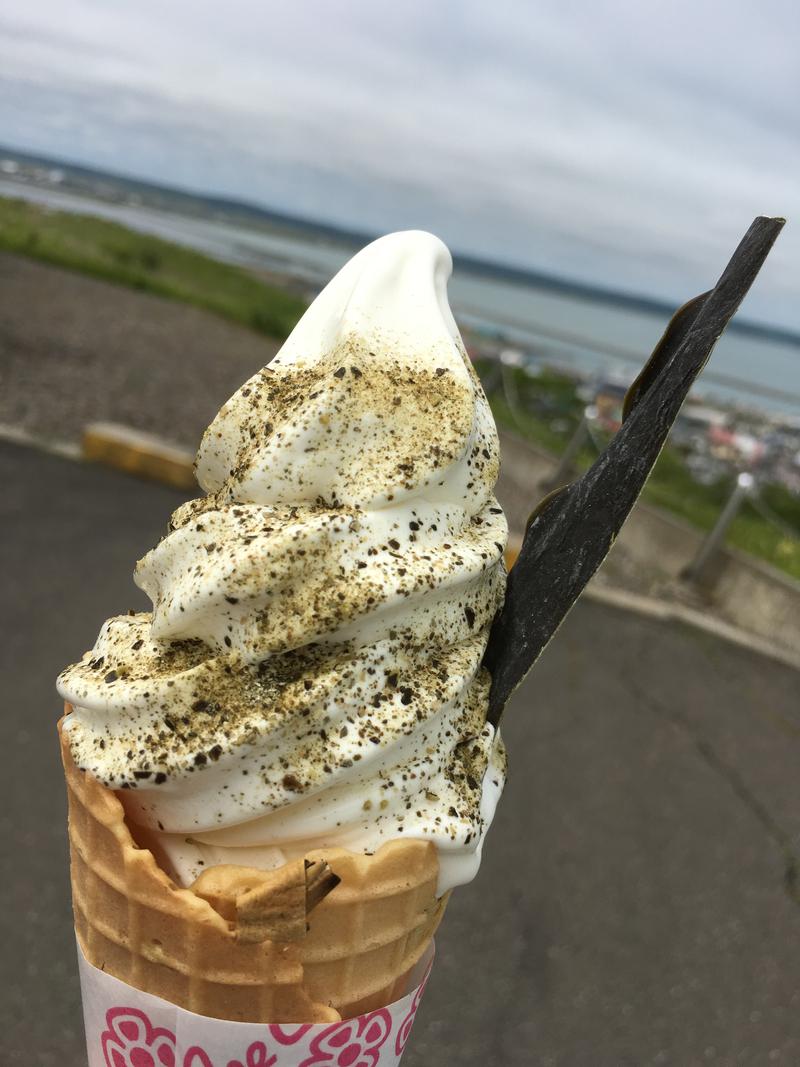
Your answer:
1,0 -> 798,329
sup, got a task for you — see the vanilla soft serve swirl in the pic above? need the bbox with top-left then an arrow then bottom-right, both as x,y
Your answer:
58,231 -> 508,894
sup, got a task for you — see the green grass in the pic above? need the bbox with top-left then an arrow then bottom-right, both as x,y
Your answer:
478,362 -> 800,581
488,389 -> 585,455
642,451 -> 800,580
0,197 -> 306,339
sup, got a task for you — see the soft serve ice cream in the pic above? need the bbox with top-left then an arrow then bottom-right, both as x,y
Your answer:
58,231 -> 508,896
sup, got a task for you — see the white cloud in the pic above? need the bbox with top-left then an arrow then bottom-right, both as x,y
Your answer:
0,0 -> 798,328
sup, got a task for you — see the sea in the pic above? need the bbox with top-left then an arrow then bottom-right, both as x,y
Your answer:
3,178 -> 799,419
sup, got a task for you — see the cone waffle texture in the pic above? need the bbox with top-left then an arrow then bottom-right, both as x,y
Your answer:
60,719 -> 447,1022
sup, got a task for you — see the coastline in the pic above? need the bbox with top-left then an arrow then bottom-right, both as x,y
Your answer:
2,174 -> 799,417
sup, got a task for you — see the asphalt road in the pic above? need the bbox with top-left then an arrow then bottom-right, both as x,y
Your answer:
2,440 -> 799,1066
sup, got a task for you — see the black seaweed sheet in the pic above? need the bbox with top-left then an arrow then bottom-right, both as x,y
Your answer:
484,216 -> 785,726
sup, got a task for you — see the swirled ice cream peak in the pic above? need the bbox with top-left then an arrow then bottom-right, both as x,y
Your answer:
194,228 -> 492,515
58,231 -> 508,896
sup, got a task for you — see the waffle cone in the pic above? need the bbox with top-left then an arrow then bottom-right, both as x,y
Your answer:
60,718 -> 447,1022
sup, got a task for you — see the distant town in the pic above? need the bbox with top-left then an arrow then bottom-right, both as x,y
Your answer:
472,341 -> 800,498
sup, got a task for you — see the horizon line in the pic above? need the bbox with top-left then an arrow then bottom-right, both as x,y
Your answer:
1,140 -> 798,350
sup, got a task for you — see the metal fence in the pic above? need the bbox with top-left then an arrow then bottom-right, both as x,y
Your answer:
489,354 -> 800,587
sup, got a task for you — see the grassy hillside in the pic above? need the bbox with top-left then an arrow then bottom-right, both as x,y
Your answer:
0,197 -> 306,339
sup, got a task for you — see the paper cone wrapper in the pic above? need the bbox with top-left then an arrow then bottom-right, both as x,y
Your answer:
60,718 -> 447,1026
78,937 -> 434,1066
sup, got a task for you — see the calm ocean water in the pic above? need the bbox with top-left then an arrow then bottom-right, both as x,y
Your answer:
4,179 -> 799,416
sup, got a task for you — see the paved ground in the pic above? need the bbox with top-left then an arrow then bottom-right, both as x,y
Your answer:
2,441 -> 800,1067
0,252 -> 279,448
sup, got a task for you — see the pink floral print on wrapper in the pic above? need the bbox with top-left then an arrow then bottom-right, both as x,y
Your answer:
394,956 -> 434,1056
299,1010 -> 393,1067
101,1007 -> 177,1067
92,963 -> 434,1066
269,1025 -> 312,1045
183,1042 -> 277,1067
98,1006 -> 398,1067
102,1011 -> 285,1067
225,1041 -> 278,1067
181,1050 -> 214,1067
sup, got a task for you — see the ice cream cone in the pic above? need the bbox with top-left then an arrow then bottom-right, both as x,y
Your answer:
60,718 -> 446,1023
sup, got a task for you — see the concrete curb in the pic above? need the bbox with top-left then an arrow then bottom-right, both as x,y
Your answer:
81,422 -> 196,490
584,582 -> 800,672
504,541 -> 800,673
0,422 -> 80,461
